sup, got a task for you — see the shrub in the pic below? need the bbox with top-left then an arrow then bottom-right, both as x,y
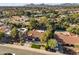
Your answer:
74,45 -> 79,48
20,39 -> 25,46
45,44 -> 49,51
31,43 -> 41,49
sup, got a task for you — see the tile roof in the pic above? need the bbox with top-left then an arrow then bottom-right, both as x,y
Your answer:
55,32 -> 79,45
27,30 -> 45,38
11,16 -> 21,21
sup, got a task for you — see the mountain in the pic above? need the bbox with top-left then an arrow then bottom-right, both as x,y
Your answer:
56,3 -> 79,7
25,3 -> 52,7
24,3 -> 79,7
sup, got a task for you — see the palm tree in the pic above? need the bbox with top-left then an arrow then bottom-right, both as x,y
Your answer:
47,39 -> 57,49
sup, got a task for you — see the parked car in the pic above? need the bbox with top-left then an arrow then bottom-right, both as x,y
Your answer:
4,53 -> 15,55
62,47 -> 76,55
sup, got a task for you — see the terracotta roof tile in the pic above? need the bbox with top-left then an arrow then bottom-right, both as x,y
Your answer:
55,32 -> 79,45
28,30 -> 45,38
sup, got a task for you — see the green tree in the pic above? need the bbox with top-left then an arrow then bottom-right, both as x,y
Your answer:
40,30 -> 54,45
19,38 -> 25,46
10,27 -> 18,42
29,18 -> 39,30
47,39 -> 57,49
40,32 -> 48,44
46,24 -> 55,38
45,30 -> 54,39
26,12 -> 31,17
39,16 -> 48,24
0,32 -> 4,39
63,22 -> 69,29
66,27 -> 76,34
75,26 -> 79,35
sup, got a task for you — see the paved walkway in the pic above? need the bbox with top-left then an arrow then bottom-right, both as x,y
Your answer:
0,44 -> 63,55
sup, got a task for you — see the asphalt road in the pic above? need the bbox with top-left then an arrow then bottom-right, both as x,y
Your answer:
0,46 -> 44,55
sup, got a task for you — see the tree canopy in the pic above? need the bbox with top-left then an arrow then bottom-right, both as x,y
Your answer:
0,32 -> 4,39
10,27 -> 18,38
47,39 -> 57,49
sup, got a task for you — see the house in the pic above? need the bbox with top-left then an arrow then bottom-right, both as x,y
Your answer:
0,22 -> 4,26
27,29 -> 45,41
54,31 -> 79,54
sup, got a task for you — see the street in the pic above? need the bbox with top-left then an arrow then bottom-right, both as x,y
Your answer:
0,45 -> 43,55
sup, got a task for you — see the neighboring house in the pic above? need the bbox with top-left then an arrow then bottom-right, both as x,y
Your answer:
17,28 -> 28,41
0,22 -> 4,26
0,30 -> 11,43
54,31 -> 79,54
0,25 -> 10,33
0,23 -> 11,43
59,15 -> 66,18
9,16 -> 29,24
10,16 -> 29,22
17,28 -> 28,34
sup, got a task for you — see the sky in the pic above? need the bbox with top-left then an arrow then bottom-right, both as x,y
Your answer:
0,0 -> 79,6
0,3 -> 26,6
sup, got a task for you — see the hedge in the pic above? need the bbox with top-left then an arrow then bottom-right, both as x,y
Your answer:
31,43 -> 41,49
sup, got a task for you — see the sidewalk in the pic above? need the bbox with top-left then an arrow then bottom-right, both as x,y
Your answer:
0,44 -> 63,55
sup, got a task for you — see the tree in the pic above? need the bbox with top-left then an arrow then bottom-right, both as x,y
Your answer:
63,22 -> 69,29
39,16 -> 48,24
0,32 -> 4,39
19,38 -> 25,46
29,18 -> 39,30
66,26 -> 79,35
75,26 -> 79,35
55,17 -> 69,30
40,29 -> 54,45
40,32 -> 48,44
26,12 -> 31,17
10,27 -> 18,42
45,30 -> 54,39
66,27 -> 76,34
47,39 -> 57,49
46,24 -> 55,38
